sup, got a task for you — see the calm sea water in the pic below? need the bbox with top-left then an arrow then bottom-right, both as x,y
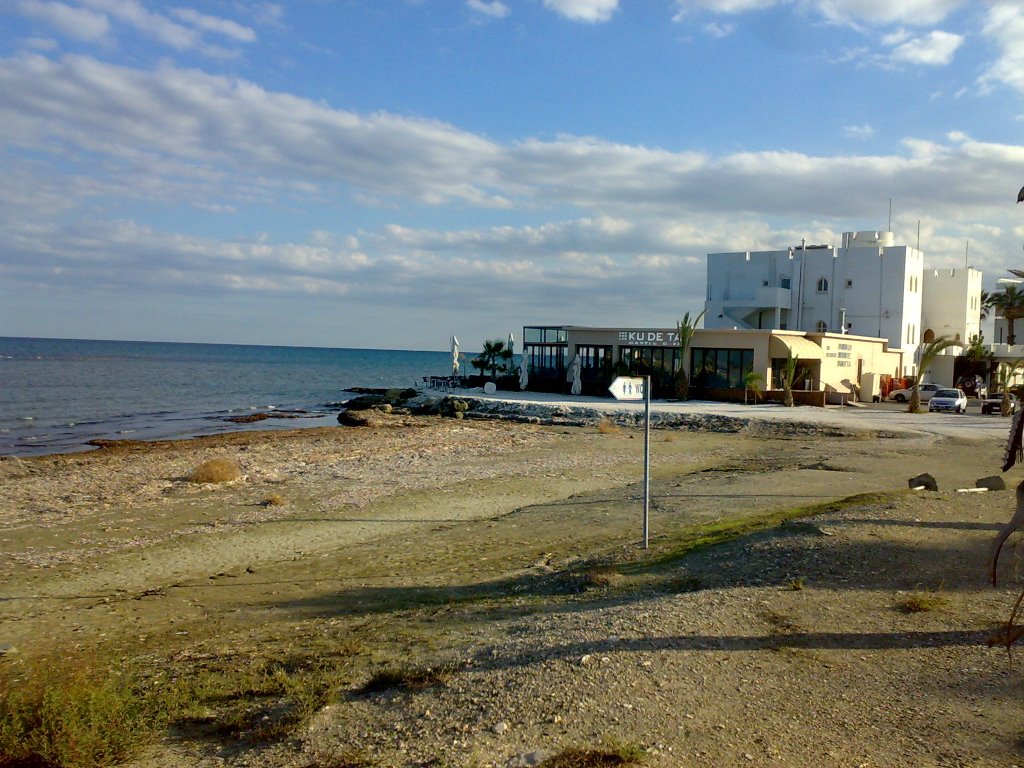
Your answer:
0,337 -> 452,457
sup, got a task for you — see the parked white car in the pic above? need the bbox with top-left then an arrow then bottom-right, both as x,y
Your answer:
928,388 -> 968,413
888,383 -> 940,403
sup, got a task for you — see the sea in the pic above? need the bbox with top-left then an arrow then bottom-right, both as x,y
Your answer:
0,337 -> 454,457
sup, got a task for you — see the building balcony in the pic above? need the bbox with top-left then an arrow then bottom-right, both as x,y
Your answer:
720,286 -> 791,310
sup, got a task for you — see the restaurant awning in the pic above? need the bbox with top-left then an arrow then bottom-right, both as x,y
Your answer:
769,335 -> 823,360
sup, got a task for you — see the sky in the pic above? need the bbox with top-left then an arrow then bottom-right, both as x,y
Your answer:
2,0 -> 1024,352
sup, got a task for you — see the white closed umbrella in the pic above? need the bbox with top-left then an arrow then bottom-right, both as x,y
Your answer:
508,332 -> 515,359
451,336 -> 460,377
570,353 -> 582,396
519,356 -> 529,391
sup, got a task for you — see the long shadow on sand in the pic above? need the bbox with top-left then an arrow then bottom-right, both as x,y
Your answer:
462,628 -> 990,675
237,527 -> 1008,628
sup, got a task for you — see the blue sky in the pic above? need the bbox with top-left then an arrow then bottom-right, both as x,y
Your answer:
1,0 -> 1023,351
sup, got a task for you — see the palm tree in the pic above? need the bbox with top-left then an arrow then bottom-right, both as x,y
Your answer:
473,339 -> 510,380
675,309 -> 706,400
909,335 -> 960,413
742,370 -> 764,405
989,285 -> 1024,345
980,290 -> 992,322
780,351 -> 802,408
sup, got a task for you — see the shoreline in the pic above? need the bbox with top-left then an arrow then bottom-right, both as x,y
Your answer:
4,386 -> 1004,461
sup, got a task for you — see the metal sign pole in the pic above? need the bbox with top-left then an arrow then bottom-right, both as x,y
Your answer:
643,375 -> 651,549
607,374 -> 651,549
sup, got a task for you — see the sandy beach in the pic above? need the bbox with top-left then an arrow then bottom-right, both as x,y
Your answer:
2,399 -> 1023,767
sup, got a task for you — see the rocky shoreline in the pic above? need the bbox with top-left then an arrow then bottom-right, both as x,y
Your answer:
335,388 -> 891,439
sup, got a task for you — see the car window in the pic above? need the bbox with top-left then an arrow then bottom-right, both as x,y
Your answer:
923,384 -> 939,391
936,389 -> 960,398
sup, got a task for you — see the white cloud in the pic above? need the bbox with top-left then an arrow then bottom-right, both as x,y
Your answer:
78,0 -> 197,49
466,0 -> 510,19
14,0 -> 110,41
843,123 -> 875,139
881,28 -> 911,46
543,0 -> 618,23
9,0 -> 256,55
171,7 -> 257,42
887,30 -> 962,65
979,3 -> 1024,95
22,36 -> 61,50
674,0 -> 965,26
703,21 -> 735,37
6,52 -> 1024,227
810,0 -> 966,27
0,54 -> 510,207
674,0 -> 774,17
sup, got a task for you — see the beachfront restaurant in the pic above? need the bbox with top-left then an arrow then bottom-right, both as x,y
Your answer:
521,325 -> 903,404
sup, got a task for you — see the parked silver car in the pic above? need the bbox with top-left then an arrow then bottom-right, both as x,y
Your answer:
888,383 -> 940,403
928,388 -> 968,413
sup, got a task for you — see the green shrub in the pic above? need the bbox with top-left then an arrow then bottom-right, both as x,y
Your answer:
0,658 -> 158,768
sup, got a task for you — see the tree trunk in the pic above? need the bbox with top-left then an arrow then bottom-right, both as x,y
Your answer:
675,369 -> 689,401
783,382 -> 794,408
1009,317 -> 1017,347
909,385 -> 921,413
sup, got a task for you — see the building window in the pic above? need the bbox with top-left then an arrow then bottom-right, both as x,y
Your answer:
846,279 -> 853,288
780,277 -> 791,289
816,277 -> 829,293
816,320 -> 828,333
691,348 -> 754,389
576,345 -> 613,371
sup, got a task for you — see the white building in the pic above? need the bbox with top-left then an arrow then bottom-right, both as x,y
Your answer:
705,230 -> 981,377
920,268 -> 983,345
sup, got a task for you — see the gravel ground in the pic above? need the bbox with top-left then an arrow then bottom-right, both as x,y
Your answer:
3,403 -> 1024,768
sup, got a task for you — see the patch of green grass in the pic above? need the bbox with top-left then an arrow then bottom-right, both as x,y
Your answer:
787,577 -> 805,591
628,492 -> 897,572
166,646 -> 359,744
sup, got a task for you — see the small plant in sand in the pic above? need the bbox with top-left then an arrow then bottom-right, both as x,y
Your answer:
580,566 -> 624,590
597,418 -> 620,435
538,741 -> 647,767
897,591 -> 948,613
659,574 -> 703,594
189,457 -> 241,483
358,663 -> 457,695
262,492 -> 286,506
787,577 -> 805,591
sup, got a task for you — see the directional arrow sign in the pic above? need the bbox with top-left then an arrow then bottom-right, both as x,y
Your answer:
609,376 -> 645,401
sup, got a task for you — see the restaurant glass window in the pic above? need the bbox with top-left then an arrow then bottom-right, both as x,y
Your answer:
576,345 -> 613,371
690,347 -> 754,389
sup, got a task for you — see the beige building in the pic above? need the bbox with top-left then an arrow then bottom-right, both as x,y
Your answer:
522,325 -> 903,404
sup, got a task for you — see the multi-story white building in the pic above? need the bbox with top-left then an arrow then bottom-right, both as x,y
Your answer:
705,230 -> 981,377
921,268 -> 983,344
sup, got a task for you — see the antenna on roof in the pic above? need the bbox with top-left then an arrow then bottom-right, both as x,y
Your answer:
965,240 -> 969,268
916,220 -> 920,251
888,199 -> 892,232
